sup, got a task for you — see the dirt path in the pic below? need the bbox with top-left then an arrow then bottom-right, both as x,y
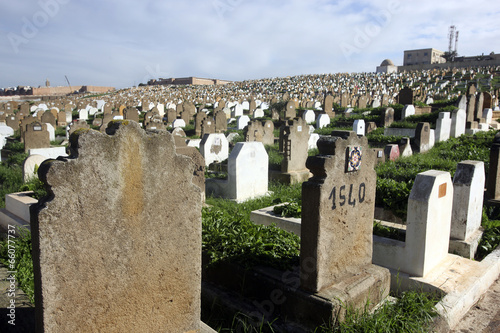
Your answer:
448,277 -> 500,333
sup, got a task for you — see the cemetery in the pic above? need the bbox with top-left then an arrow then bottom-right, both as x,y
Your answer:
0,66 -> 499,332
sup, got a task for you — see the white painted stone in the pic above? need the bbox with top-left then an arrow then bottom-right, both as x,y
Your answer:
172,119 -> 186,128
371,99 -> 381,108
316,114 -> 330,129
96,100 -> 105,110
353,119 -> 365,136
30,105 -> 38,112
156,104 -> 165,117
308,133 -> 320,150
0,124 -> 14,149
429,129 -> 435,150
482,108 -> 493,124
206,142 -> 268,202
253,109 -> 265,118
46,123 -> 55,141
199,133 -> 229,166
451,161 -> 485,241
451,109 -> 466,138
186,139 -> 201,149
399,138 -> 413,157
29,147 -> 68,159
435,112 -> 451,143
231,104 -> 244,118
260,102 -> 269,110
479,123 -> 489,131
241,101 -> 250,110
88,107 -> 98,116
237,115 -> 250,130
313,101 -> 321,109
373,170 -> 453,277
78,109 -> 89,121
302,110 -> 316,124
226,132 -> 240,143
23,154 -> 48,182
401,104 -> 415,119
38,103 -> 48,111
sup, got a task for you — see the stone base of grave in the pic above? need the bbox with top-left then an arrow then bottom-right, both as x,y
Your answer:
268,170 -> 312,185
250,204 -> 301,236
384,248 -> 500,331
449,228 -> 484,259
202,259 -> 390,331
0,191 -> 37,235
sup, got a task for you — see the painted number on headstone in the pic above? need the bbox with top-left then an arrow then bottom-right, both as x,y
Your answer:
328,183 -> 366,210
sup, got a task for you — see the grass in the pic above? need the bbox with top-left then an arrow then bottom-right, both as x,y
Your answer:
322,290 -> 439,333
203,182 -> 301,270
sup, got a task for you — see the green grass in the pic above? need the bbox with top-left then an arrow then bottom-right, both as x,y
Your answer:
316,291 -> 439,333
203,182 -> 301,270
0,228 -> 35,304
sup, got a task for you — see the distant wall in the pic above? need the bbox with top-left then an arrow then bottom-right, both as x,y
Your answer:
149,77 -> 232,86
398,54 -> 500,72
30,86 -> 114,96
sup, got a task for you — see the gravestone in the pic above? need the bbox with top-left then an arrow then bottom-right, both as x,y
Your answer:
324,94 -> 334,116
398,87 -> 413,105
399,137 -> 413,157
353,119 -> 365,136
41,110 -> 56,128
175,145 -> 206,203
475,92 -> 484,121
200,133 -> 229,166
283,101 -> 296,120
302,110 -> 316,124
172,119 -> 186,129
253,108 -> 265,118
435,112 -> 451,142
23,154 -> 48,181
214,110 -> 227,133
237,115 -> 250,130
357,95 -> 367,109
78,109 -> 89,121
166,108 -> 177,123
401,105 -> 415,120
384,144 -> 400,161
205,142 -> 268,202
483,92 -> 492,109
195,112 -> 207,137
200,118 -> 215,138
300,132 -> 390,297
20,116 -> 38,143
279,118 -> 310,173
414,122 -> 431,153
366,122 -> 377,134
451,161 -> 485,241
123,107 -> 139,122
6,114 -> 20,131
456,95 -> 467,111
486,133 -> 500,201
57,111 -> 68,127
32,122 -> 202,332
316,114 -> 330,129
482,109 -> 493,124
24,122 -> 50,152
0,124 -> 14,150
451,109 -> 466,138
68,119 -> 90,138
466,95 -> 476,123
382,107 -> 394,127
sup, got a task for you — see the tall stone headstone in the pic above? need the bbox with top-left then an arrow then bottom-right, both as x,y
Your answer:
123,107 -> 139,122
214,110 -> 227,133
401,104 -> 415,120
466,94 -> 476,123
353,119 -> 365,136
475,92 -> 484,121
451,161 -> 485,241
283,101 -> 296,120
300,132 -> 389,296
451,109 -> 466,138
323,94 -> 334,116
486,132 -> 500,201
32,122 -> 202,332
435,112 -> 451,143
200,133 -> 229,166
383,108 -> 394,128
279,118 -> 310,173
414,122 -> 431,153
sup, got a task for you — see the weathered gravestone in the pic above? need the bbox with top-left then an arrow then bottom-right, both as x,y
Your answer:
214,110 -> 227,133
123,107 -> 139,122
486,132 -> 500,202
466,94 -> 476,123
200,133 -> 229,166
200,118 -> 215,138
316,113 -> 330,129
283,101 -> 296,120
475,92 -> 484,121
278,118 -> 310,183
414,122 -> 431,153
384,144 -> 400,161
31,122 -> 203,332
24,122 -> 50,152
450,161 -> 485,258
195,112 -> 207,137
323,94 -> 334,117
300,132 -> 390,305
401,104 -> 415,120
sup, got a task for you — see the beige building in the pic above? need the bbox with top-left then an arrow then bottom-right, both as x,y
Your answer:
376,59 -> 398,74
148,77 -> 232,86
403,48 -> 446,66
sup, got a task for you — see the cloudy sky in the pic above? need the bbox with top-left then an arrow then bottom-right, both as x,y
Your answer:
1,0 -> 499,89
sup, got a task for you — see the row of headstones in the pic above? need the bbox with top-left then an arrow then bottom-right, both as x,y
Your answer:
373,160 -> 485,276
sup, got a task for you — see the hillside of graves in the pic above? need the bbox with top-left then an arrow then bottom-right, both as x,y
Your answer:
1,66 -> 500,331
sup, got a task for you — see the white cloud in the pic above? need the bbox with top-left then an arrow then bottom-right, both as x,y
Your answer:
0,0 -> 498,88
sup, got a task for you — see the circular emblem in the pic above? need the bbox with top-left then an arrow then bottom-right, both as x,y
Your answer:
349,147 -> 362,170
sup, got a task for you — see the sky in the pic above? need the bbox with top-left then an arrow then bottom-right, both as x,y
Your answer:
1,0 -> 499,89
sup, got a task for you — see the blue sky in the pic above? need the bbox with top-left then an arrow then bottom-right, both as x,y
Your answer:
1,0 -> 499,89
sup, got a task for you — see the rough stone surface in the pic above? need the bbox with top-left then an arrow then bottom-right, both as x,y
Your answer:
300,131 -> 377,292
31,122 -> 202,333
